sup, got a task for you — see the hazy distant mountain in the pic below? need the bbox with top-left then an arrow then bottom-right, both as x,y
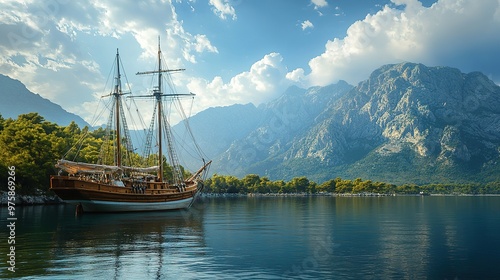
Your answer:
195,63 -> 500,185
172,103 -> 261,171
0,74 -> 89,127
212,81 -> 354,176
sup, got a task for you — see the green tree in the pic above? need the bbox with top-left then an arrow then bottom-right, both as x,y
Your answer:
0,113 -> 65,193
318,179 -> 336,192
243,174 -> 261,193
267,179 -> 282,193
287,176 -> 310,193
396,184 -> 419,194
224,175 -> 242,193
335,179 -> 353,193
307,181 -> 317,194
209,174 -> 229,193
0,114 -> 5,131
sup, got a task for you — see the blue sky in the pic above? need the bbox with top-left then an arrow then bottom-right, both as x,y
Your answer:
1,0 -> 499,126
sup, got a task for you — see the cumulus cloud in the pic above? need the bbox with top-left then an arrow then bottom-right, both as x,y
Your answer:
0,0 -> 218,123
2,0 -> 499,127
291,0 -> 500,87
165,11 -> 219,64
186,53 -> 291,110
209,0 -> 237,20
286,68 -> 306,83
301,20 -> 314,30
85,0 -> 218,62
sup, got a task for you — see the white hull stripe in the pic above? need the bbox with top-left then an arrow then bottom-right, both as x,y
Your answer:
64,198 -> 193,212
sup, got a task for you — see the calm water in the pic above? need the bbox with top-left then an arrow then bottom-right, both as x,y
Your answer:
1,196 -> 500,279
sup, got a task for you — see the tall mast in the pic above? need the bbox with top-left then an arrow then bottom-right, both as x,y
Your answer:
115,49 -> 122,168
100,48 -> 133,168
136,36 -> 193,183
156,38 -> 163,181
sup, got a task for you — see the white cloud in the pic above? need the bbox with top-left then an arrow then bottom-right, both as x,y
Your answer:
301,20 -> 314,30
293,0 -> 500,87
312,0 -> 328,9
209,0 -> 237,20
194,34 -> 219,53
286,68 -> 306,83
186,53 -> 291,109
0,0 -> 219,124
86,0 -> 218,62
2,0 -> 500,128
164,9 -> 219,64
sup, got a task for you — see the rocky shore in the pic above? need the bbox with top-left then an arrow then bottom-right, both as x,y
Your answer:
0,191 -> 62,206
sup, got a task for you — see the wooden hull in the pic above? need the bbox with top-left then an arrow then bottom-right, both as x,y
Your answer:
50,175 -> 202,212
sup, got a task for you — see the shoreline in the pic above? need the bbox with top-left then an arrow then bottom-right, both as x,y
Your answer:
0,191 -> 62,206
2,191 -> 499,207
200,192 -> 500,198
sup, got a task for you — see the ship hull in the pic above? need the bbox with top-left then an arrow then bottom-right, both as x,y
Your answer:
50,175 -> 202,212
62,198 -> 194,212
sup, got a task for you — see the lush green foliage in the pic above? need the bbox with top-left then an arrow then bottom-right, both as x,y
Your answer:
0,113 -> 75,194
0,113 -> 187,194
204,174 -> 500,195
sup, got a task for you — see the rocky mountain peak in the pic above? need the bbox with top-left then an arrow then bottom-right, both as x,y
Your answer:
214,62 -> 500,184
341,63 -> 500,165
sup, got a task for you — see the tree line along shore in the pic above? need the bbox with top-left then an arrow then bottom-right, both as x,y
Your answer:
202,174 -> 500,195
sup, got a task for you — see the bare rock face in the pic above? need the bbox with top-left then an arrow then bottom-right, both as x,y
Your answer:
296,62 -> 500,167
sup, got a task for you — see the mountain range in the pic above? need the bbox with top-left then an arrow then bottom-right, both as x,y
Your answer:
0,74 -> 89,127
3,62 -> 500,185
176,62 -> 500,185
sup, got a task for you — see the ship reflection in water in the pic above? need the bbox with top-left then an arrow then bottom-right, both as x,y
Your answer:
1,196 -> 500,279
50,209 -> 206,278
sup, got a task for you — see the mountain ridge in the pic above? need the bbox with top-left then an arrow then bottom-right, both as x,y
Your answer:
211,80 -> 354,175
207,62 -> 500,184
0,74 -> 90,127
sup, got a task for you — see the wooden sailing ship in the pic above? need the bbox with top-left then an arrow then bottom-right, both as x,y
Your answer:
50,41 -> 211,212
